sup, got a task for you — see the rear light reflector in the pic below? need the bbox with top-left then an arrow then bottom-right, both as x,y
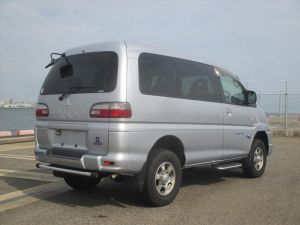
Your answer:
36,104 -> 49,117
103,161 -> 115,166
90,102 -> 132,118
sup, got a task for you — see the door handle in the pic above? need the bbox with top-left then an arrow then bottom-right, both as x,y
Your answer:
225,108 -> 232,117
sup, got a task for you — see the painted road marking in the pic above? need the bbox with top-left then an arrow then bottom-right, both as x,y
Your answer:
0,153 -> 35,161
0,181 -> 68,213
0,147 -> 33,152
0,169 -> 59,182
0,142 -> 34,152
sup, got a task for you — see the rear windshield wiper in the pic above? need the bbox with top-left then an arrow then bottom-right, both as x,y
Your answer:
45,52 -> 72,69
58,86 -> 96,101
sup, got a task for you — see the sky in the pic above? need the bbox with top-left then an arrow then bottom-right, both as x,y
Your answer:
0,0 -> 299,112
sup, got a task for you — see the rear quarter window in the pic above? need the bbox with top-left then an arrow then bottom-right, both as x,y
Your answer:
138,53 -> 177,98
138,53 -> 222,103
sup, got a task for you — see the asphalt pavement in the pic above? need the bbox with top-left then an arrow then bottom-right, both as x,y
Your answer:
0,137 -> 299,225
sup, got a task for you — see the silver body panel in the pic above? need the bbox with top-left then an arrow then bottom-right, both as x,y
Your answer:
35,41 -> 272,175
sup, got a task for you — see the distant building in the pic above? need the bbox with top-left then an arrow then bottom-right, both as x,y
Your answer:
0,99 -> 36,108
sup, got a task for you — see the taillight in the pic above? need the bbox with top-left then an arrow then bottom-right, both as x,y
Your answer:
36,103 -> 49,117
90,102 -> 132,118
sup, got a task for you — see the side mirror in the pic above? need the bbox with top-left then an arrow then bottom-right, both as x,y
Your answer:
60,65 -> 73,78
245,90 -> 257,105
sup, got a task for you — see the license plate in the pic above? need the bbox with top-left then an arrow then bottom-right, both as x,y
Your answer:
53,130 -> 86,147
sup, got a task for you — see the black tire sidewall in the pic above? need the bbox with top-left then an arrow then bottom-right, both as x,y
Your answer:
244,139 -> 267,178
144,149 -> 182,206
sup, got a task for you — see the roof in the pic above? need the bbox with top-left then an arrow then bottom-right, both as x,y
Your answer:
64,40 -> 237,79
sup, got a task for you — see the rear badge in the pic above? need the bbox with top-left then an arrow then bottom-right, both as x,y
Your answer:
94,136 -> 102,145
66,99 -> 71,107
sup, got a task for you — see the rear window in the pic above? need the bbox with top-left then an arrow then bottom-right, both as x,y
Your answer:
41,52 -> 118,95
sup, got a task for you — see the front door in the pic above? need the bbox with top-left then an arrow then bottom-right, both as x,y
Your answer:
217,69 -> 257,159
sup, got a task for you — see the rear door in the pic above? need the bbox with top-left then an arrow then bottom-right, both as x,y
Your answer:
217,69 -> 257,159
173,59 -> 224,164
36,50 -> 125,156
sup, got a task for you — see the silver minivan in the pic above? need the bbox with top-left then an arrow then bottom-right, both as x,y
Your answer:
35,41 -> 273,206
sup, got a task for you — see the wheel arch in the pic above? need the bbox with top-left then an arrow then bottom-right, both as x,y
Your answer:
253,131 -> 269,154
146,135 -> 186,167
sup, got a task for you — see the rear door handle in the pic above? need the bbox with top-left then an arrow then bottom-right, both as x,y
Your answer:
225,108 -> 232,117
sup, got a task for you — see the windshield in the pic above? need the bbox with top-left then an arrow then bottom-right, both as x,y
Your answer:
41,52 -> 118,95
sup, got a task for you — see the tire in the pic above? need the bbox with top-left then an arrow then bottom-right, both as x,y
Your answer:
64,175 -> 101,190
143,149 -> 182,206
243,139 -> 267,178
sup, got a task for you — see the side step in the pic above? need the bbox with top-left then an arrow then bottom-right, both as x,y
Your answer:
213,162 -> 243,171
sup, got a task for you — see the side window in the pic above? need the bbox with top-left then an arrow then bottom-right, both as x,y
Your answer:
139,53 -> 177,98
175,59 -> 222,102
219,72 -> 245,105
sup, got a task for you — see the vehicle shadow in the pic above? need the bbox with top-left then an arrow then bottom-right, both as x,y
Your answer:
39,166 -> 245,208
181,165 -> 244,187
3,165 -> 246,209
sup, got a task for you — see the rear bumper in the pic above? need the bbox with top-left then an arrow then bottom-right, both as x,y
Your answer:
35,146 -> 131,175
36,163 -> 100,177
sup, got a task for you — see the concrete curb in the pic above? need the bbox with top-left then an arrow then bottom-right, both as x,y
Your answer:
0,129 -> 34,137
272,129 -> 300,137
0,131 -> 13,137
16,130 -> 34,136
